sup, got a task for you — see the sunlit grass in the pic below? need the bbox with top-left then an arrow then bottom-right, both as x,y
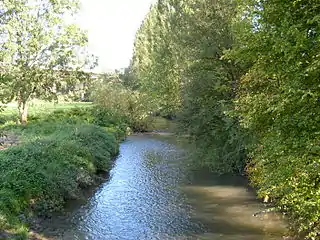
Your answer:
0,100 -> 93,124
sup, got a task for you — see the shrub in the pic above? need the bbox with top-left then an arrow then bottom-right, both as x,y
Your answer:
4,106 -> 129,142
91,81 -> 154,131
0,123 -> 120,225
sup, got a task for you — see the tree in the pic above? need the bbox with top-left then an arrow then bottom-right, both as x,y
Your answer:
132,0 -> 320,237
119,63 -> 139,90
173,0 -> 247,173
229,0 -> 320,237
91,78 -> 155,132
132,1 -> 182,115
0,0 -> 94,124
131,0 -> 246,173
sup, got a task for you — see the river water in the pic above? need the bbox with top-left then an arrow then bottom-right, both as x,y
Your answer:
38,134 -> 286,240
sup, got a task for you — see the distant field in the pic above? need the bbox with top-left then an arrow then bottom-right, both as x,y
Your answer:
0,100 -> 93,123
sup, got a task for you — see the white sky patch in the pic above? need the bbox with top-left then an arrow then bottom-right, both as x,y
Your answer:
77,0 -> 155,73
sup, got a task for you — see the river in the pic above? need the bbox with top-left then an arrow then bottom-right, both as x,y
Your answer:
36,134 -> 287,240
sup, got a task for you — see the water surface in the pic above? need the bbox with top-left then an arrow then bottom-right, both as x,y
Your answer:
39,135 -> 286,240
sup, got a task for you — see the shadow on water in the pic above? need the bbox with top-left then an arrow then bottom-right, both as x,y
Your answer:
32,135 -> 286,240
183,170 -> 286,239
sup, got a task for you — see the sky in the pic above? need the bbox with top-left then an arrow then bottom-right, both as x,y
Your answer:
77,0 -> 155,73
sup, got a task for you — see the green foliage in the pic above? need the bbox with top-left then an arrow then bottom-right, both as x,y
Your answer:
132,0 -> 246,173
0,101 -> 92,124
0,123 -> 120,231
0,0 -> 95,123
133,0 -> 319,237
180,71 -> 247,173
229,0 -> 320,238
3,105 -> 128,141
176,0 -> 246,174
91,80 -> 154,132
0,101 -> 128,236
119,65 -> 139,90
131,1 -> 182,115
47,107 -> 128,141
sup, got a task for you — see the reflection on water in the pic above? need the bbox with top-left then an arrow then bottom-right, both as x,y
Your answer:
40,135 -> 286,240
184,171 -> 286,240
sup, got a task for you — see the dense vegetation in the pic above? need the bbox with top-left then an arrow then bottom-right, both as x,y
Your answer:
90,74 -> 155,132
130,0 -> 320,238
0,106 -> 128,238
0,1 -> 131,238
1,0 -> 319,238
130,0 -> 247,173
0,0 -> 95,124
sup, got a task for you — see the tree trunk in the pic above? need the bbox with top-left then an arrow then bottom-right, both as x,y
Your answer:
18,100 -> 28,125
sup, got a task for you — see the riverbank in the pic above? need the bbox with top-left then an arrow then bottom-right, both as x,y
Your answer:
0,106 -> 128,239
0,109 -> 291,239
24,134 -> 287,240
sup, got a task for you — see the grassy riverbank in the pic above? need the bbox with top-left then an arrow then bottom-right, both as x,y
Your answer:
0,101 -> 92,124
0,104 -> 128,239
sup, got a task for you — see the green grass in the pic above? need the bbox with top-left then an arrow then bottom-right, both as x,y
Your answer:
0,101 -> 93,124
0,103 -> 176,239
0,101 -> 128,239
0,123 -> 121,238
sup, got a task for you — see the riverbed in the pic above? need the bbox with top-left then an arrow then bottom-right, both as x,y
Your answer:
35,134 -> 287,240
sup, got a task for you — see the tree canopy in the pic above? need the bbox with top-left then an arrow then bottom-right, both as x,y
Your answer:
132,0 -> 246,172
131,0 -> 320,238
0,0 -> 94,123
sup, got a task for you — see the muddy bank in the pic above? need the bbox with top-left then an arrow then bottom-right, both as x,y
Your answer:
0,132 -> 19,150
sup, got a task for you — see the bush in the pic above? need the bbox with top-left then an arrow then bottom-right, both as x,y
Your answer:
178,58 -> 247,174
0,123 -> 120,226
91,81 -> 154,131
5,106 -> 129,142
